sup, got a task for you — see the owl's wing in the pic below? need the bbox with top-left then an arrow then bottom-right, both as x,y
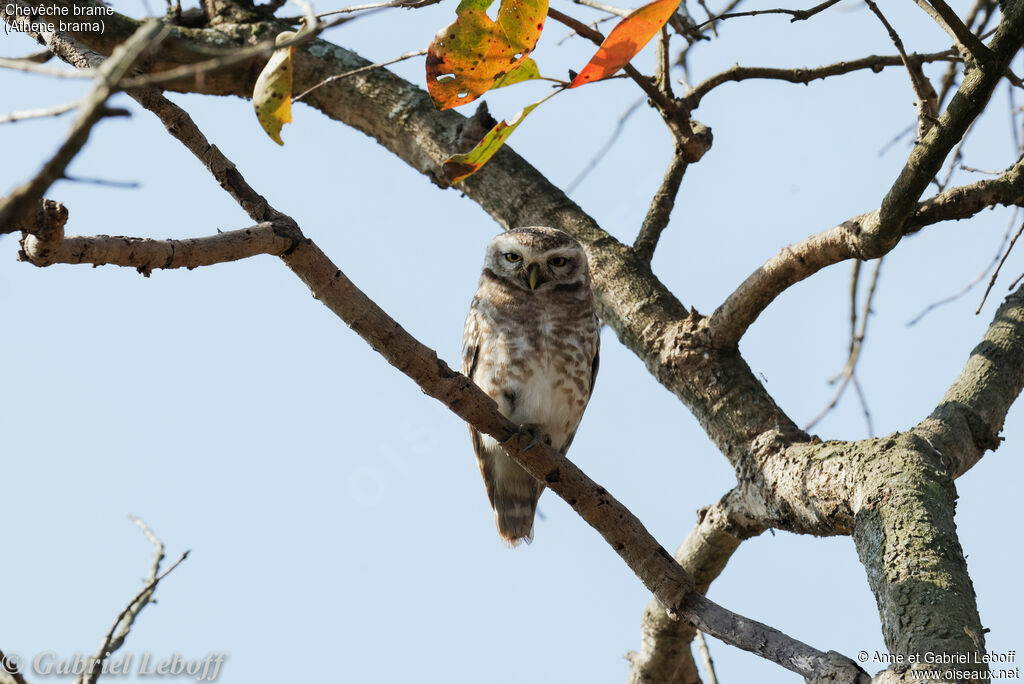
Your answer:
462,299 -> 482,378
559,320 -> 601,455
462,301 -> 488,460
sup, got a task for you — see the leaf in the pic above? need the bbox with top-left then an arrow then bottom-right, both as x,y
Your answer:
426,0 -> 549,110
443,99 -> 545,183
569,0 -> 678,88
492,57 -> 542,89
253,31 -> 296,145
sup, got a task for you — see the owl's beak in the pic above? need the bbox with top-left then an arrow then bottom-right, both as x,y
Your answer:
526,263 -> 544,291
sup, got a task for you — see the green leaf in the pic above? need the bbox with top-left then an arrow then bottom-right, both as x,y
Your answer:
443,98 -> 545,183
492,57 -> 543,89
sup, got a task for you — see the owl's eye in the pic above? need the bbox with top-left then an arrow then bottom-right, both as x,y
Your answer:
549,256 -> 568,267
504,253 -> 522,263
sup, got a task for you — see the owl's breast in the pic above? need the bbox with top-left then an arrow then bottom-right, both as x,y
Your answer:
495,309 -> 596,449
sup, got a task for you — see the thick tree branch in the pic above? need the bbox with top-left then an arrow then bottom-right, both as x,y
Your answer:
913,0 -> 992,64
918,283 -> 1024,477
851,434 -> 987,679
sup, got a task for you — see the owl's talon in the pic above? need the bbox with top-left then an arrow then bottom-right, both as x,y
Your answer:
518,423 -> 551,451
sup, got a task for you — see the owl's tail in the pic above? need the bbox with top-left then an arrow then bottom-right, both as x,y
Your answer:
493,488 -> 542,546
488,461 -> 544,547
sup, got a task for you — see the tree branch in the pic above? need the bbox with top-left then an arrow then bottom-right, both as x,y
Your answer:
19,220 -> 296,274
864,0 -> 939,140
77,519 -> 186,684
913,0 -> 992,65
690,0 -> 841,31
627,491 -> 766,684
918,283 -> 1024,477
681,50 -> 958,111
634,148 -> 688,263
709,153 -> 1024,347
0,17 -> 164,232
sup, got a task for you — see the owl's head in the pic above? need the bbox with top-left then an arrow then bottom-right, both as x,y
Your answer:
484,227 -> 590,293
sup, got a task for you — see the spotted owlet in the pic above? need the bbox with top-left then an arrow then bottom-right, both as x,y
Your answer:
462,227 -> 600,545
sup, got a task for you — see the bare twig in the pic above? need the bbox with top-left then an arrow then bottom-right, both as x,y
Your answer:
806,258 -> 882,435
0,19 -> 165,232
691,0 -> 841,31
634,148 -> 688,262
279,0 -> 441,21
293,49 -> 426,102
977,218 -> 1024,313
864,0 -> 939,140
0,55 -> 91,77
76,518 -> 188,684
675,0 -> 743,77
656,25 -> 673,99
546,6 -> 712,161
696,631 -> 719,684
934,122 -> 976,191
851,375 -> 875,437
565,96 -> 645,193
572,0 -> 630,17
682,50 -> 957,110
907,208 -> 1018,326
0,98 -> 81,124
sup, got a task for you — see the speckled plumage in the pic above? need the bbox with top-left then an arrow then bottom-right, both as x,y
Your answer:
462,227 -> 600,545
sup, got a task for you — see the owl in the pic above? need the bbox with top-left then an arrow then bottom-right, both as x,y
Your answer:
462,226 -> 600,545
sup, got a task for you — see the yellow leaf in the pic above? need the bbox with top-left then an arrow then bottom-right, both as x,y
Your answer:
254,31 -> 296,145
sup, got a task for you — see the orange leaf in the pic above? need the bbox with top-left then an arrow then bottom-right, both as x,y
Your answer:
569,0 -> 677,88
253,31 -> 296,145
426,0 -> 548,110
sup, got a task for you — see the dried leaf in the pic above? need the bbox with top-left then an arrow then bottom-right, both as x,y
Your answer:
426,0 -> 548,110
254,31 -> 296,145
443,99 -> 545,183
569,0 -> 677,88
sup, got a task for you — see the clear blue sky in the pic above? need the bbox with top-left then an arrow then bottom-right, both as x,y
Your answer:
2,1 -> 1021,682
